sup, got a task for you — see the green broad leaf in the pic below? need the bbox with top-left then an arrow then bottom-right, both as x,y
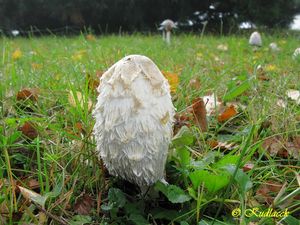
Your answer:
224,165 -> 252,194
172,126 -> 194,147
124,201 -> 145,215
180,221 -> 190,225
151,208 -> 188,221
189,170 -> 230,193
69,215 -> 92,225
177,147 -> 190,168
108,188 -> 126,208
187,187 -> 197,200
155,182 -> 191,203
214,155 -> 239,169
128,214 -> 149,225
223,78 -> 251,101
101,202 -> 114,211
7,131 -> 22,145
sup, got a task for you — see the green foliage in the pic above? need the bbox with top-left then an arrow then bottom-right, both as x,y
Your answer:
1,34 -> 299,224
155,182 -> 191,203
189,170 -> 230,193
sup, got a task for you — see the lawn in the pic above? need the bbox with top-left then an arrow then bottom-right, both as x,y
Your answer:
1,33 -> 300,225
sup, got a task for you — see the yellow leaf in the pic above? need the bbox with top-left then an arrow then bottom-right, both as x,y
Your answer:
86,34 -> 96,41
162,71 -> 179,93
72,50 -> 86,61
265,64 -> 277,72
31,63 -> 42,70
68,91 -> 93,111
12,49 -> 22,60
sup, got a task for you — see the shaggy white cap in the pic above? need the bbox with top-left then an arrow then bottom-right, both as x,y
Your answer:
159,19 -> 177,31
249,31 -> 262,46
293,48 -> 300,59
93,55 -> 175,188
269,42 -> 280,52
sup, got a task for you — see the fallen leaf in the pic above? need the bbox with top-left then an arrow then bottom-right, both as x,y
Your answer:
86,74 -> 100,92
256,65 -> 269,81
18,186 -> 47,207
162,71 -> 179,93
217,105 -> 238,122
31,63 -> 42,70
286,89 -> 300,105
16,88 -> 38,101
265,64 -> 277,72
276,99 -> 287,108
19,122 -> 38,140
86,34 -> 96,41
173,113 -> 192,135
262,136 -> 290,158
26,178 -> 40,190
285,136 -> 300,159
12,49 -> 22,60
208,139 -> 237,151
74,193 -> 94,215
217,44 -> 228,51
191,98 -> 208,131
68,91 -> 93,111
256,181 -> 283,204
243,163 -> 254,172
72,50 -> 86,61
189,78 -> 201,89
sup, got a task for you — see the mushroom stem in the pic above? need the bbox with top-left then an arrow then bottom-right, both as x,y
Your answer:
166,30 -> 171,44
162,30 -> 166,40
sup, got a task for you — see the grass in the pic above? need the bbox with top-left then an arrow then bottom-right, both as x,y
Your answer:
0,33 -> 300,225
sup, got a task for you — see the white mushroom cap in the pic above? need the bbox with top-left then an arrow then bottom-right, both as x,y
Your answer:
93,55 -> 175,188
269,42 -> 280,52
249,31 -> 262,47
160,19 -> 177,31
293,48 -> 300,59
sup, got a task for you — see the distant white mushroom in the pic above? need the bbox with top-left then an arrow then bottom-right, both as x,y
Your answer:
249,31 -> 262,47
11,30 -> 20,37
93,55 -> 175,190
159,19 -> 177,44
269,42 -> 280,52
293,47 -> 300,59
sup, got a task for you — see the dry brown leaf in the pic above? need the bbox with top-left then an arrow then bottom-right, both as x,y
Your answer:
18,186 -> 45,206
217,105 -> 238,122
192,98 -> 208,131
173,113 -> 192,135
87,73 -> 100,92
256,181 -> 283,204
26,178 -> 40,190
285,136 -> 300,159
19,122 -> 38,140
189,78 -> 201,89
16,88 -> 38,101
86,34 -> 96,41
243,162 -> 254,172
208,139 -> 237,151
74,193 -> 94,215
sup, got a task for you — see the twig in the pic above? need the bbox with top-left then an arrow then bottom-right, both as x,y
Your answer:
35,204 -> 69,225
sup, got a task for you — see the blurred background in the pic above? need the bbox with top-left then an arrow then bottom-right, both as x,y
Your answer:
0,0 -> 300,35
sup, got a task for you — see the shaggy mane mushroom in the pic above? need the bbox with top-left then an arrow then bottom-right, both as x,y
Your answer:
93,55 -> 175,191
